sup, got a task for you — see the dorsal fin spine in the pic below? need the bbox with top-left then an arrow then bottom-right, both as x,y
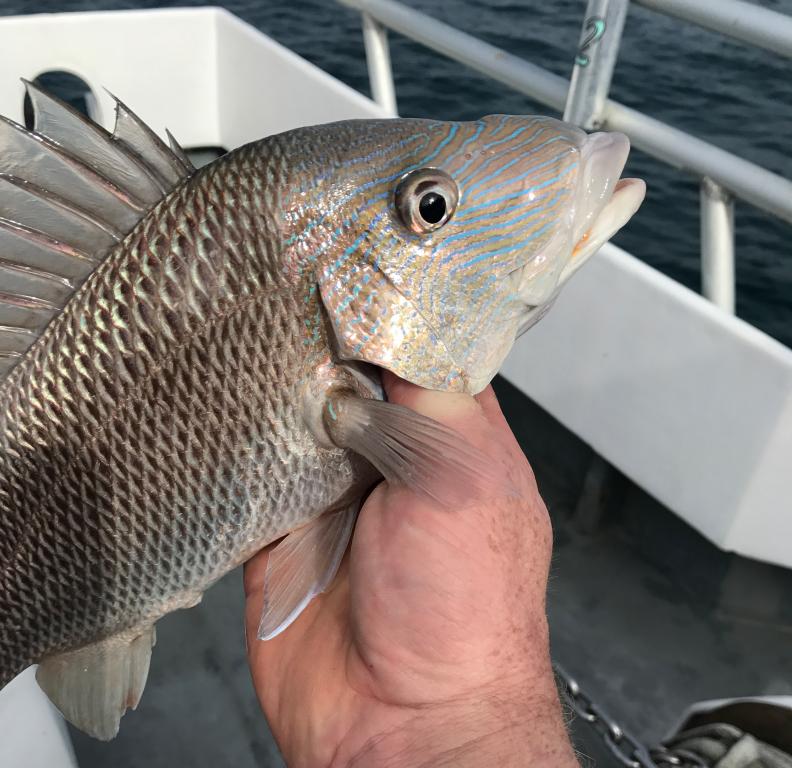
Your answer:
0,218 -> 96,264
166,130 -> 193,174
0,113 -> 149,214
0,174 -> 123,241
0,291 -> 58,311
0,257 -> 74,291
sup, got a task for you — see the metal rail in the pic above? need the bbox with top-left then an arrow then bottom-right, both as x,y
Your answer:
564,0 -> 630,129
362,13 -> 397,115
339,0 -> 569,112
337,0 -> 792,314
634,0 -> 792,59
700,178 -> 736,313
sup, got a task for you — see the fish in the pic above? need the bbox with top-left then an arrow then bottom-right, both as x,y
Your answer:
0,81 -> 645,740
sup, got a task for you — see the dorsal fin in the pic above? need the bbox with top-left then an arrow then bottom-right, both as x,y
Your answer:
166,129 -> 193,172
25,81 -> 166,201
110,94 -> 192,187
0,82 -> 194,380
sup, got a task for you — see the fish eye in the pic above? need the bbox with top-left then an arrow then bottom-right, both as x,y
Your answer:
394,168 -> 458,234
419,192 -> 446,224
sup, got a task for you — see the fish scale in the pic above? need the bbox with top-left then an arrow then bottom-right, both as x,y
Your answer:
0,142 -> 366,690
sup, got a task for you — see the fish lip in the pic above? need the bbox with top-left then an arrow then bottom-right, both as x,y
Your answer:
565,132 -> 646,277
573,131 -> 631,243
571,176 -> 646,258
515,130 -> 645,310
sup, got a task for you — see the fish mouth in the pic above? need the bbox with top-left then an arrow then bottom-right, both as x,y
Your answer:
563,131 -> 646,281
515,130 -> 645,337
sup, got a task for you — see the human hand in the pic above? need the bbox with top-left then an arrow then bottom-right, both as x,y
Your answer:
244,375 -> 577,767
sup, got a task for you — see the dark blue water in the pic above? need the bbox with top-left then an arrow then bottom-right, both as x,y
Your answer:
2,0 -> 791,345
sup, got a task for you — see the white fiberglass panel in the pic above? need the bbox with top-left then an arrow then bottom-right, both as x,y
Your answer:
0,668 -> 78,768
503,243 -> 792,568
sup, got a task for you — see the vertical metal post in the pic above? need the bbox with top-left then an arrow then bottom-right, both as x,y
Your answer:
563,1 -> 631,515
573,454 -> 618,534
564,0 -> 630,128
362,13 -> 398,115
700,177 -> 736,313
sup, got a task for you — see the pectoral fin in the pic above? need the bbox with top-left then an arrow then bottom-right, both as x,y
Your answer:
324,393 -> 510,505
258,503 -> 358,641
36,625 -> 155,741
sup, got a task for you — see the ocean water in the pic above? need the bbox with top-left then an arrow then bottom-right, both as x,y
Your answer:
1,0 -> 791,345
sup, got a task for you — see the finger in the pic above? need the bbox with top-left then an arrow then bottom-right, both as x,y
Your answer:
384,371 -> 507,426
382,371 -> 485,433
383,372 -> 518,459
474,384 -> 510,429
243,548 -> 270,598
473,384 -> 505,421
244,577 -> 265,652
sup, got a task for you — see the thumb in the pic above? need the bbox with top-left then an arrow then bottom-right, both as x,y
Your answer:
382,371 -> 487,438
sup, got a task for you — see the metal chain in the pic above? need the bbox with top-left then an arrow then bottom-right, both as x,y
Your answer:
553,663 -> 710,768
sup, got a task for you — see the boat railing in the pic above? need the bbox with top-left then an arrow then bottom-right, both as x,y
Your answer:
338,0 -> 792,317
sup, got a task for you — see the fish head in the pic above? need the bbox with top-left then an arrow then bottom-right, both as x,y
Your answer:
308,115 -> 645,394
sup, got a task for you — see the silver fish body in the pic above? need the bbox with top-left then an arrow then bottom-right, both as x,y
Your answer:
0,93 -> 645,739
0,137 -> 378,685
